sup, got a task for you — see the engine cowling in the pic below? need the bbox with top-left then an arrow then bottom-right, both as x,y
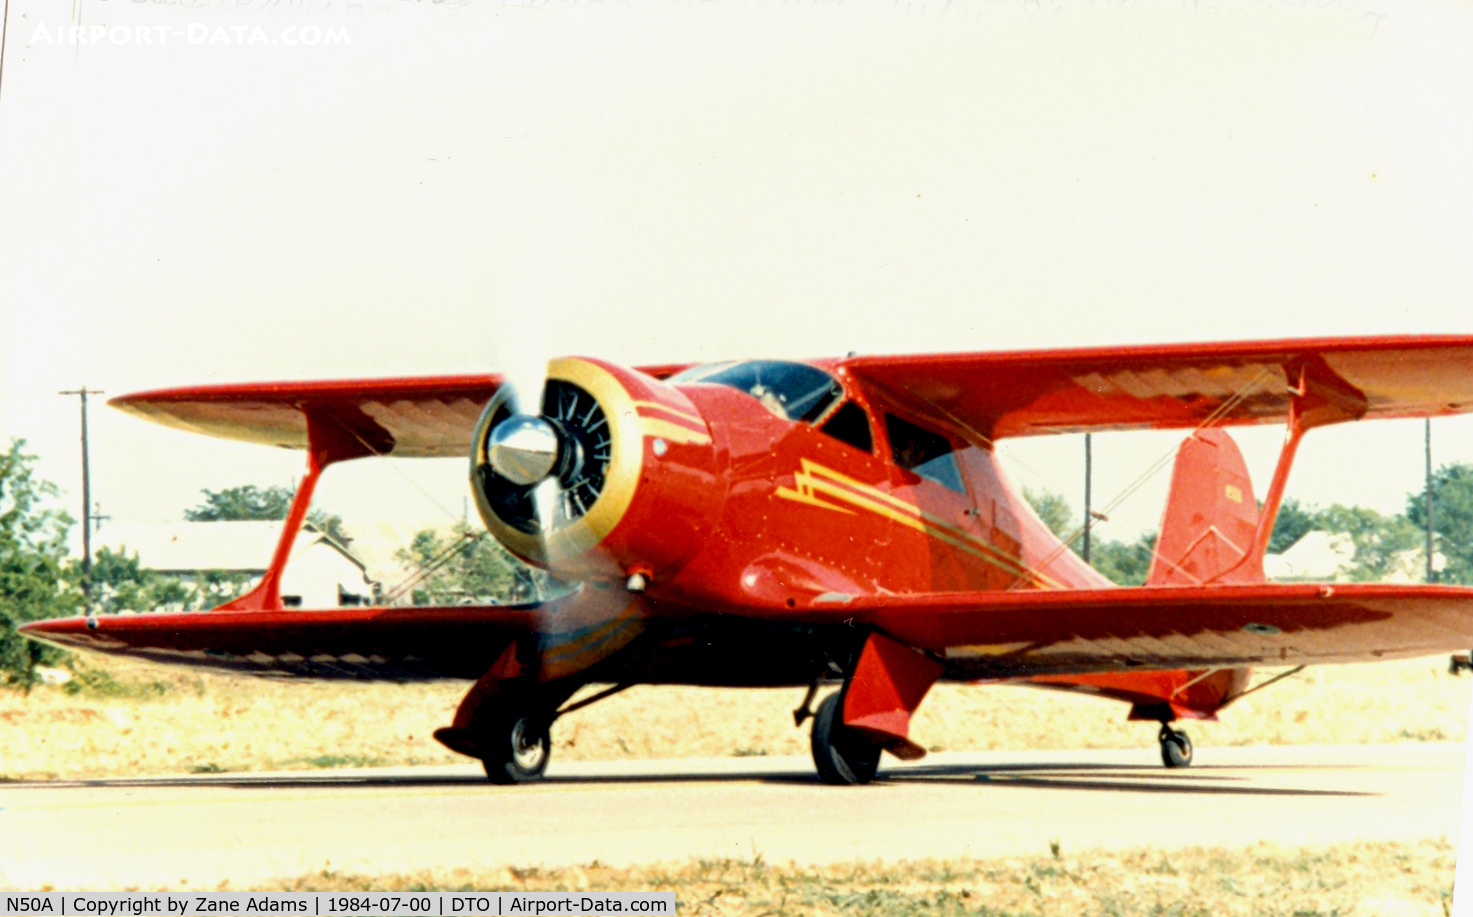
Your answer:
470,357 -> 724,583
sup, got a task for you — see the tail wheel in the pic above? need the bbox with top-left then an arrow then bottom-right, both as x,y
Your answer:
1159,725 -> 1193,769
480,709 -> 552,784
810,691 -> 882,785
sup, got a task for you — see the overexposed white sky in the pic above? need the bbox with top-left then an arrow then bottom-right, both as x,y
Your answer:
2,0 -> 1471,547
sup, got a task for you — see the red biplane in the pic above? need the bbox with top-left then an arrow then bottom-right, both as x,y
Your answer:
22,336 -> 1473,784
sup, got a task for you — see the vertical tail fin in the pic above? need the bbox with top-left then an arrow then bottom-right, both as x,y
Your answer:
1053,429 -> 1262,724
1146,428 -> 1265,586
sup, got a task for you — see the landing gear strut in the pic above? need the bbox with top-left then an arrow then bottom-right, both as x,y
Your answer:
810,691 -> 882,785
463,682 -> 632,784
1158,723 -> 1193,768
793,680 -> 819,726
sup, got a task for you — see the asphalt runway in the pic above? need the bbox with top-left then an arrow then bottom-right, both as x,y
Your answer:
0,742 -> 1463,891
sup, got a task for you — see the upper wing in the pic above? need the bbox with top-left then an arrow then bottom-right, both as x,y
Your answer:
843,335 -> 1473,439
114,337 -> 1473,452
809,583 -> 1473,677
111,375 -> 505,458
110,363 -> 693,458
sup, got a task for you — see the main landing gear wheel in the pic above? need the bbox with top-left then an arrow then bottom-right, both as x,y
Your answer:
810,691 -> 882,786
1159,725 -> 1193,769
480,709 -> 552,784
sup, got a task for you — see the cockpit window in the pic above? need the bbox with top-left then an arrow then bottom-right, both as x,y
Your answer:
886,414 -> 966,494
819,401 -> 873,453
670,360 -> 843,424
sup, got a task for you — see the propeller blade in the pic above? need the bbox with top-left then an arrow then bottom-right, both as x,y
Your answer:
497,265 -> 555,417
530,476 -> 562,534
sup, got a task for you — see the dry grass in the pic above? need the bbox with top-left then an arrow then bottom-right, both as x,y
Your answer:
0,655 -> 1467,780
256,839 -> 1457,916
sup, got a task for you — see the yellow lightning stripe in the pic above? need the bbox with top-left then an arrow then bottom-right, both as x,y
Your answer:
776,459 -> 1064,590
633,400 -> 705,428
639,417 -> 712,446
540,610 -> 647,681
776,483 -> 856,514
634,401 -> 711,445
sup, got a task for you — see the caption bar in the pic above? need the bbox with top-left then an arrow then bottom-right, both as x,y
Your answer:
0,894 -> 675,916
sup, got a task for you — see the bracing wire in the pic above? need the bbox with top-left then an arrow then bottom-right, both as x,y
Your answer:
317,410 -> 504,605
379,528 -> 485,606
1020,366 -> 1279,584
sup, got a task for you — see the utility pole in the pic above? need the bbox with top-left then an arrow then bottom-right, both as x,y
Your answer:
1426,418 -> 1435,584
59,386 -> 104,606
0,0 -> 12,112
1083,433 -> 1092,564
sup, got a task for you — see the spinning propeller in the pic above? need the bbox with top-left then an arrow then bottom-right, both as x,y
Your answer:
476,267 -> 613,547
476,379 -> 613,535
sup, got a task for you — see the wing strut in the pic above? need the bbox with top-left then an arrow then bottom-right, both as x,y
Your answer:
1222,665 -> 1307,705
1204,358 -> 1366,585
214,406 -> 390,612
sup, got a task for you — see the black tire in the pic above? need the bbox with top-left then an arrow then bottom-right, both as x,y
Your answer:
810,691 -> 882,785
1159,727 -> 1193,769
480,709 -> 551,784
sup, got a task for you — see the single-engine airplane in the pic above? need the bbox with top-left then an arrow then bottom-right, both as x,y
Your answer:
22,336 -> 1473,784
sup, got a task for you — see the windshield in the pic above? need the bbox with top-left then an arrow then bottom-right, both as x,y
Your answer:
670,360 -> 843,423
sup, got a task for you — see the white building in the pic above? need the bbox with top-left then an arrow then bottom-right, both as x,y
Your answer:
1263,530 -> 1356,582
96,521 -> 377,609
1264,529 -> 1445,584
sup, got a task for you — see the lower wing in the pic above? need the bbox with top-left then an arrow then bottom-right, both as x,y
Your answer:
25,583 -> 1473,682
824,583 -> 1473,678
18,605 -> 545,680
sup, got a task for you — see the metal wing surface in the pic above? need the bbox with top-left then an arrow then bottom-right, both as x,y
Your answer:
843,335 -> 1473,439
804,583 -> 1473,677
110,375 -> 506,458
108,363 -> 693,458
111,338 -> 1473,452
18,605 -> 544,680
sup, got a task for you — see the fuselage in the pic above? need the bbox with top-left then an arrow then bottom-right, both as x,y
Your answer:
474,356 -> 1109,610
466,357 -> 1119,690
656,366 -> 1110,611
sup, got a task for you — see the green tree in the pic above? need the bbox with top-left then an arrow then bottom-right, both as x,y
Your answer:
86,547 -> 193,614
185,484 -> 292,521
1314,503 -> 1421,582
1407,461 -> 1473,585
83,546 -> 257,612
1268,498 -> 1421,582
393,525 -> 558,606
0,440 -> 81,686
1024,487 -> 1076,541
1022,487 -> 1159,586
186,484 -> 349,545
1268,497 -> 1320,555
185,570 -> 259,608
1090,533 -> 1158,586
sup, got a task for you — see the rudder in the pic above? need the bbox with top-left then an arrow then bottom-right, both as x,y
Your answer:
1146,428 -> 1264,586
